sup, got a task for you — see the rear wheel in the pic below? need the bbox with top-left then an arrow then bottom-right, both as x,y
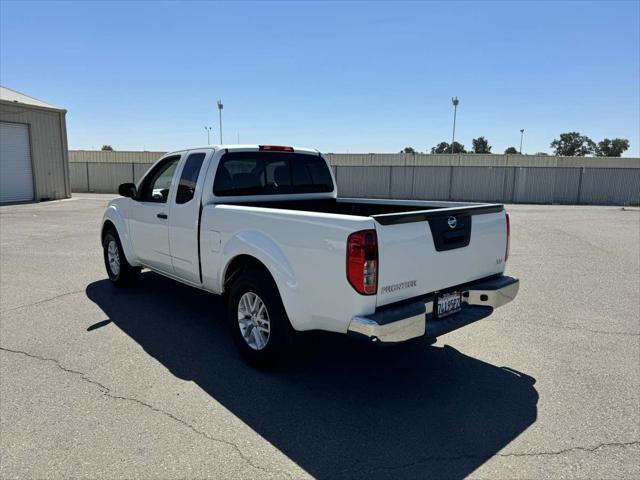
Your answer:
227,270 -> 294,367
102,229 -> 140,286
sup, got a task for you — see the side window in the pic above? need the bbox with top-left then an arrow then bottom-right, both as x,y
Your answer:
138,156 -> 180,203
176,153 -> 206,204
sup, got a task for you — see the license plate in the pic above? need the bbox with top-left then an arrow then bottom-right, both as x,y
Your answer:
437,292 -> 462,318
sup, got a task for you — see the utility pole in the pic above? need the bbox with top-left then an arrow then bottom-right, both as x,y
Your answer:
217,100 -> 224,143
451,97 -> 459,154
204,126 -> 212,145
519,129 -> 525,154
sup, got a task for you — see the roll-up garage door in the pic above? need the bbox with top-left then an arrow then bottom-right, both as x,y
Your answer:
0,122 -> 34,203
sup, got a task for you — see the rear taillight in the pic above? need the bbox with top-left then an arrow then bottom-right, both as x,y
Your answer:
347,229 -> 378,295
505,212 -> 511,262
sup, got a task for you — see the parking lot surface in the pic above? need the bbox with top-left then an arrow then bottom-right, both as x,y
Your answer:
1,194 -> 638,479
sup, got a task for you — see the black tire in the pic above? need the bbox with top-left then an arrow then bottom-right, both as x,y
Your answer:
227,270 -> 294,368
102,229 -> 141,286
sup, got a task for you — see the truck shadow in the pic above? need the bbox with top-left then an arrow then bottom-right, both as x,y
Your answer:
86,272 -> 538,479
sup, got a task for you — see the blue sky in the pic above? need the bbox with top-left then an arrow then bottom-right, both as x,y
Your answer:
1,1 -> 639,155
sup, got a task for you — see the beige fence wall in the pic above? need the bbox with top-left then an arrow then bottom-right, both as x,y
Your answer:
68,151 -> 640,205
69,150 -> 166,164
325,153 -> 640,168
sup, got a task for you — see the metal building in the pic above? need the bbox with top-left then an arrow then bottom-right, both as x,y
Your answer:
0,86 -> 70,203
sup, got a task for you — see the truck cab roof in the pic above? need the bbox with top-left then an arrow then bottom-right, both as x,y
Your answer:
164,145 -> 322,156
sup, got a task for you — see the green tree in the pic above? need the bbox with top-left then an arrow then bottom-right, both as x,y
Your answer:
595,138 -> 630,157
550,132 -> 595,156
450,142 -> 466,154
504,147 -> 519,154
101,145 -> 114,151
401,147 -> 416,154
472,137 -> 492,154
431,142 -> 450,154
431,141 -> 466,154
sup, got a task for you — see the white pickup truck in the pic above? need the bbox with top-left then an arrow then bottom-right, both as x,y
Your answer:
101,145 -> 519,366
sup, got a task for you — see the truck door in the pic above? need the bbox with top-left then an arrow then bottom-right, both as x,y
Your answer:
129,155 -> 181,274
168,150 -> 209,284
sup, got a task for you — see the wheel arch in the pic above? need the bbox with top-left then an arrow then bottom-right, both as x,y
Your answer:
223,254 -> 272,292
101,204 -> 139,266
101,219 -> 117,242
219,242 -> 306,331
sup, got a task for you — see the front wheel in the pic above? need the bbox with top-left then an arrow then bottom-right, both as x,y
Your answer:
102,230 -> 140,286
227,271 -> 294,367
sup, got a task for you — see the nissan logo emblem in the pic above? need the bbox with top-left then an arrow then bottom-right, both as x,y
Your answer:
447,216 -> 457,229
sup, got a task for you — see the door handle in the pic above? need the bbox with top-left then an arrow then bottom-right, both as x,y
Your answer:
157,213 -> 168,219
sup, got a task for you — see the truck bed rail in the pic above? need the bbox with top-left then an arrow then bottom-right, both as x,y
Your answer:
371,203 -> 504,225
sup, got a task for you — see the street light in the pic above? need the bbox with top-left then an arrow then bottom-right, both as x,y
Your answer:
217,100 -> 224,144
204,126 -> 212,145
519,129 -> 525,154
451,97 -> 460,154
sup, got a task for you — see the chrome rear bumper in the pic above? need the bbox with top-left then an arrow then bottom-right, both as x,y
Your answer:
348,275 -> 519,344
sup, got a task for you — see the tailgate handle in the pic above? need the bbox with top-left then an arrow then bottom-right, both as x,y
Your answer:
443,230 -> 465,243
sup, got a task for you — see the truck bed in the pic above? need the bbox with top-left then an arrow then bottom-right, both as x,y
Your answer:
215,196 -> 508,307
225,197 -> 503,224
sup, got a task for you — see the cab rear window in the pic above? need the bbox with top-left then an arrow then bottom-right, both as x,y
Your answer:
213,152 -> 334,196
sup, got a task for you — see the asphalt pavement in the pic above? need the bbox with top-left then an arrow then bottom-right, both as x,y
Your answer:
1,194 -> 638,479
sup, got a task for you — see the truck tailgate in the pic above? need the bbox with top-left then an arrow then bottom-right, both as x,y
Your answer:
373,205 -> 508,307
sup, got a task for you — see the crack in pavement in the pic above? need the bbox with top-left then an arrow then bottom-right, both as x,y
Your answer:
0,346 -> 293,479
485,317 -> 640,338
0,289 -> 86,314
520,321 -> 639,337
335,440 -> 640,477
498,440 -> 640,457
520,321 -> 639,338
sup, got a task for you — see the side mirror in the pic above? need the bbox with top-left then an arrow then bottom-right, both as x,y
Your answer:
118,183 -> 137,198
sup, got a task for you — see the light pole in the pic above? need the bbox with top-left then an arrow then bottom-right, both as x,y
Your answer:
217,100 -> 224,143
451,97 -> 459,154
519,129 -> 525,154
204,126 -> 212,145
